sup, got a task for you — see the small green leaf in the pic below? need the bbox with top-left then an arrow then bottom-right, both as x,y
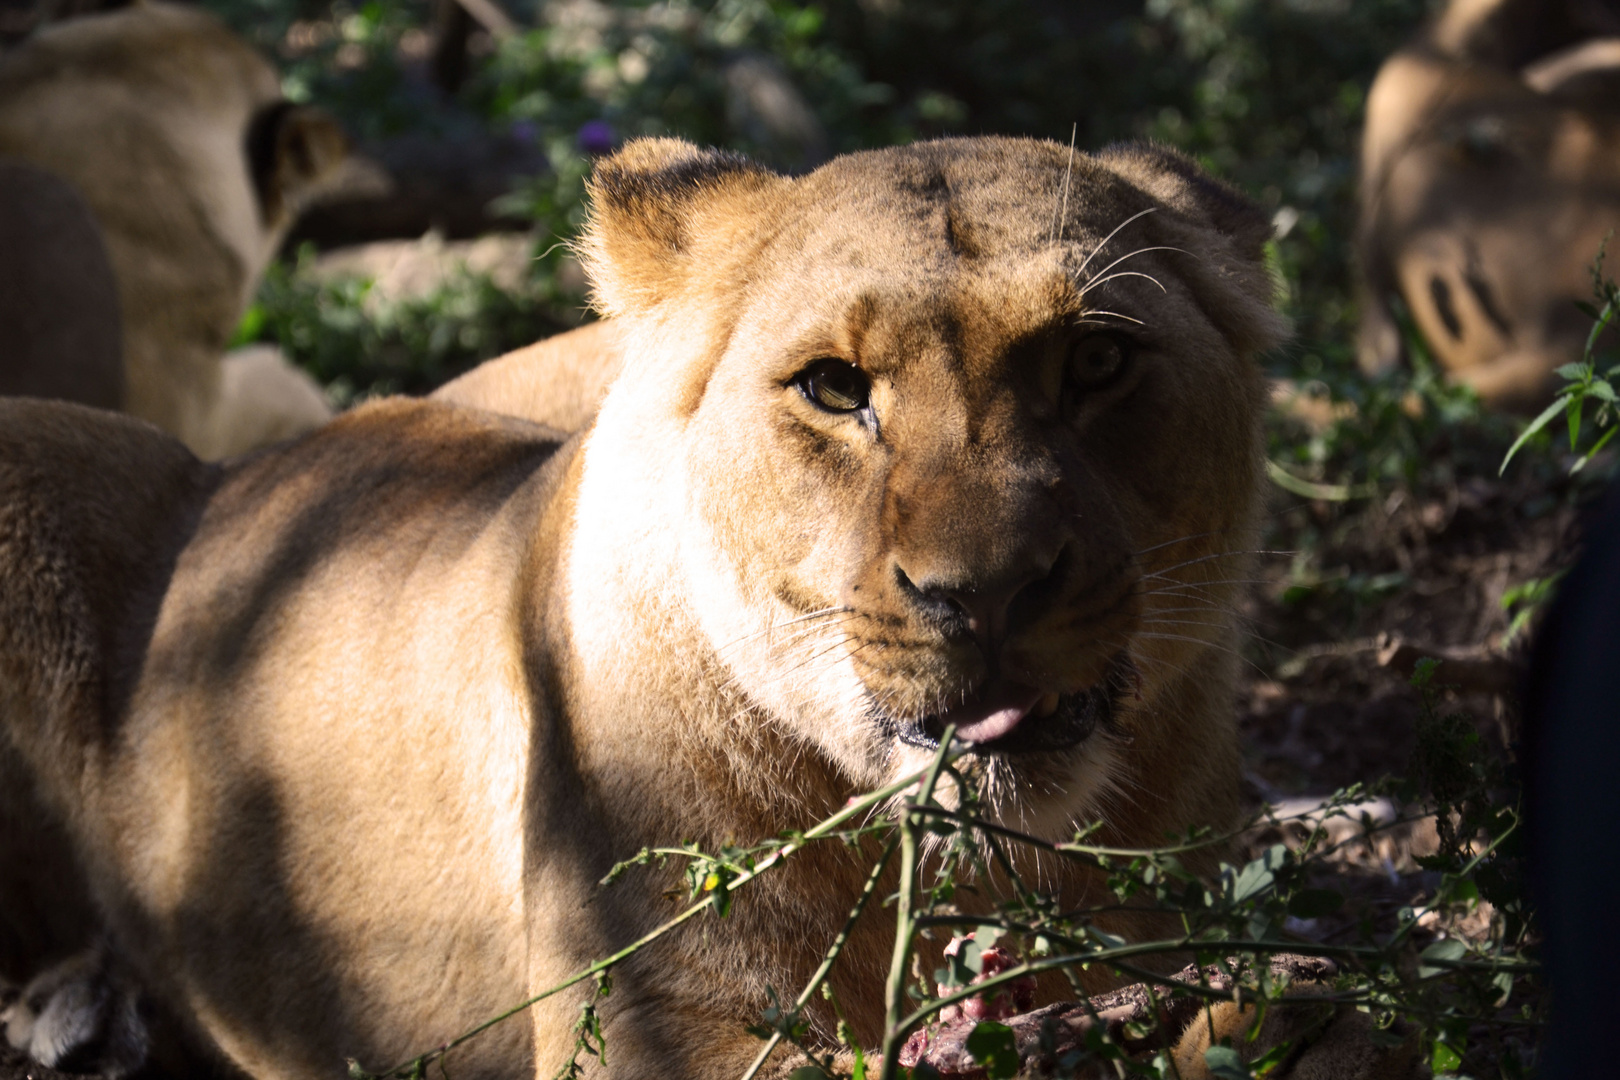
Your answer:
1555,361 -> 1591,381
1248,1040 -> 1295,1076
1500,394 -> 1571,474
229,304 -> 267,348
1577,424 -> 1620,473
1231,844 -> 1287,904
965,1022 -> 1020,1080
1203,1044 -> 1250,1080
1431,1040 -> 1463,1073
1419,938 -> 1468,978
958,936 -> 986,975
1088,926 -> 1126,949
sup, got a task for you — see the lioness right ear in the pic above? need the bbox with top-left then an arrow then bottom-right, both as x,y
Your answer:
578,138 -> 780,318
1095,142 -> 1289,356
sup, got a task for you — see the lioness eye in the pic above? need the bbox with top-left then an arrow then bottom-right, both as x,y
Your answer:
1066,334 -> 1130,391
796,359 -> 870,413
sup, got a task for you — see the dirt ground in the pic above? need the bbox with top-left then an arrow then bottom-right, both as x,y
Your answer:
0,446 -> 1583,1080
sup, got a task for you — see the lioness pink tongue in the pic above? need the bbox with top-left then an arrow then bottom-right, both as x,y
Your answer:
941,682 -> 1044,744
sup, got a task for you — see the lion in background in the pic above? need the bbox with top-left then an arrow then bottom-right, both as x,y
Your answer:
0,136 -> 1413,1079
0,0 -> 343,457
1358,0 -> 1620,410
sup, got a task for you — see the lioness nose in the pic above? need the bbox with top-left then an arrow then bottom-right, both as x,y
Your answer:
896,546 -> 1063,653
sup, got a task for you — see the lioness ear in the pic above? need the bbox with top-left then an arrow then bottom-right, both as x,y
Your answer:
247,103 -> 348,227
1095,142 -> 1288,355
1096,142 -> 1272,261
578,138 -> 779,318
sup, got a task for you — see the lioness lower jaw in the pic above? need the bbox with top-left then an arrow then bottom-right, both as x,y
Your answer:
888,665 -> 1126,755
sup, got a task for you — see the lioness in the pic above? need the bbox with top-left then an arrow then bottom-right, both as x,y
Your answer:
0,0 -> 342,457
0,136 -> 1287,1078
1358,0 -> 1620,409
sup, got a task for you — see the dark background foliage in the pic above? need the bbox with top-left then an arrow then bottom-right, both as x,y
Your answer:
206,0 -> 1439,396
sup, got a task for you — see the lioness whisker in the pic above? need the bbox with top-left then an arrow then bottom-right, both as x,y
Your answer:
747,636 -> 858,690
1133,579 -> 1271,603
1081,244 -> 1195,288
1078,309 -> 1144,326
1129,532 -> 1216,560
1072,206 -> 1158,278
1143,548 -> 1291,577
1140,604 -> 1238,618
714,606 -> 854,655
1137,617 -> 1229,632
1133,631 -> 1270,678
1081,270 -> 1167,295
1056,122 -> 1077,244
1135,575 -> 1272,593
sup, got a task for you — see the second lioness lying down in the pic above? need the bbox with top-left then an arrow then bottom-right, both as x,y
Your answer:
3,136 -> 1290,1078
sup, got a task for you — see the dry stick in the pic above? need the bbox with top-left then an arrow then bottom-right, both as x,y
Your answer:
739,835 -> 900,1080
877,727 -> 960,1080
357,767 -> 939,1079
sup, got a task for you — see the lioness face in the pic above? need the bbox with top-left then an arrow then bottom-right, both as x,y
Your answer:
580,138 -> 1284,829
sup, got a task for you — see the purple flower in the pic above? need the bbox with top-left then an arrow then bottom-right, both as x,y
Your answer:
577,120 -> 615,156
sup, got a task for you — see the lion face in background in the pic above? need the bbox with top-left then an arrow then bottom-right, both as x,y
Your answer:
575,138 -> 1286,834
1358,0 -> 1620,410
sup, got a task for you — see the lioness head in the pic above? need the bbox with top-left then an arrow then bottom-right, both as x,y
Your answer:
571,137 -> 1285,836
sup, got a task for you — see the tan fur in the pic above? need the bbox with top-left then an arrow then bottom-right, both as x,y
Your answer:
1358,0 -> 1620,410
433,320 -> 625,433
0,137 -> 1287,1079
0,1 -> 343,456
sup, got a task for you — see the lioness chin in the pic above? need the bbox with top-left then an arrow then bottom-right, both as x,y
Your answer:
0,136 -> 1286,1079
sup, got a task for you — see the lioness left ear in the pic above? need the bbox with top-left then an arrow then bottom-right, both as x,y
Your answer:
578,138 -> 780,318
246,103 -> 349,227
1095,142 -> 1288,355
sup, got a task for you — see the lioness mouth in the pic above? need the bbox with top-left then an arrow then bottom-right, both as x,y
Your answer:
890,657 -> 1132,756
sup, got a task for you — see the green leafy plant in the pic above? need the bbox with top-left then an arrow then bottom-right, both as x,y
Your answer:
1500,573 -> 1564,649
1502,244 -> 1620,476
233,245 -> 575,403
343,673 -> 1536,1080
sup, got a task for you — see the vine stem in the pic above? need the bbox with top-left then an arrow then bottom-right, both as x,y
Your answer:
877,727 -> 959,1080
739,835 -> 900,1080
357,766 -> 939,1079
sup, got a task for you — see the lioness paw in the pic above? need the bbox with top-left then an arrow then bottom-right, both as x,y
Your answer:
2,949 -> 148,1079
1172,997 -> 1421,1080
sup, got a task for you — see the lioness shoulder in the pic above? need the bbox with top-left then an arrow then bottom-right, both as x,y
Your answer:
2,136 -> 1288,1079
